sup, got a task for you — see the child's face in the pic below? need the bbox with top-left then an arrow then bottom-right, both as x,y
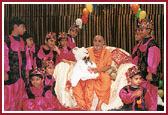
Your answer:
26,37 -> 34,48
46,64 -> 55,76
70,29 -> 78,38
30,76 -> 43,88
15,24 -> 26,35
59,38 -> 68,47
45,38 -> 56,49
135,32 -> 142,41
130,74 -> 142,88
139,28 -> 151,38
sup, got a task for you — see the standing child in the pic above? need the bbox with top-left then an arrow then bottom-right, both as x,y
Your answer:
128,28 -> 142,65
4,17 -> 27,110
20,69 -> 62,111
137,19 -> 161,86
34,32 -> 60,68
67,23 -> 79,49
119,66 -> 155,111
56,32 -> 76,65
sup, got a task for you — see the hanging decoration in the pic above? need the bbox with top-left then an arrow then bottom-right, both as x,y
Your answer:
131,4 -> 147,21
76,18 -> 82,29
71,4 -> 100,31
82,16 -> 88,24
83,8 -> 90,18
86,4 -> 93,13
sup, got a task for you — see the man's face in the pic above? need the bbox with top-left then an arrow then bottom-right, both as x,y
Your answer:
93,36 -> 104,50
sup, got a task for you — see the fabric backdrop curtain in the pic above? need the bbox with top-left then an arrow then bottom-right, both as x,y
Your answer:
4,4 -> 164,76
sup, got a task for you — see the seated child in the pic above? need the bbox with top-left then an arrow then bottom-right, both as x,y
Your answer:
22,33 -> 36,82
20,69 -> 62,111
34,32 -> 60,68
119,66 -> 155,111
42,57 -> 56,96
56,32 -> 76,65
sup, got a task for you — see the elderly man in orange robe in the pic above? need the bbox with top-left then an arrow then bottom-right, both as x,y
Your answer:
72,35 -> 112,111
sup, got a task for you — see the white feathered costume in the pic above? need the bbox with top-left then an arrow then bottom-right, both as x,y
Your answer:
71,47 -> 99,87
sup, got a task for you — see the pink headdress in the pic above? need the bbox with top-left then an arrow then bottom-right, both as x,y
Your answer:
138,19 -> 154,30
45,32 -> 57,40
70,23 -> 79,32
138,19 -> 154,36
58,32 -> 68,41
30,67 -> 45,79
125,66 -> 140,82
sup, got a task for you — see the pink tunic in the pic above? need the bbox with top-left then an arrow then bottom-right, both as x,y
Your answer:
67,36 -> 76,49
129,37 -> 160,74
44,75 -> 55,86
119,85 -> 156,111
21,86 -> 62,111
26,44 -> 35,71
56,48 -> 76,65
4,35 -> 25,111
128,43 -> 139,65
34,45 -> 56,68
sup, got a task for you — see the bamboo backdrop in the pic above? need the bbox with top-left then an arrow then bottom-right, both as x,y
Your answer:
4,4 -> 164,75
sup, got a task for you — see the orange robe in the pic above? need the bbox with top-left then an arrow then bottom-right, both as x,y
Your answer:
72,47 -> 112,110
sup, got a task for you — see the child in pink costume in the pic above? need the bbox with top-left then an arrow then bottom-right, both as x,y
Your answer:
22,33 -> 35,71
20,69 -> 62,111
67,23 -> 79,49
4,17 -> 27,111
56,32 -> 76,65
119,66 -> 155,111
42,57 -> 55,87
34,32 -> 60,68
129,28 -> 142,65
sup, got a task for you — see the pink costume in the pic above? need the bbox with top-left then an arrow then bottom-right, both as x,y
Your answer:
34,45 -> 57,68
129,36 -> 160,78
56,48 -> 76,65
25,44 -> 35,71
67,36 -> 76,49
119,85 -> 155,111
128,42 -> 140,66
21,86 -> 62,111
44,75 -> 55,87
4,35 -> 27,111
